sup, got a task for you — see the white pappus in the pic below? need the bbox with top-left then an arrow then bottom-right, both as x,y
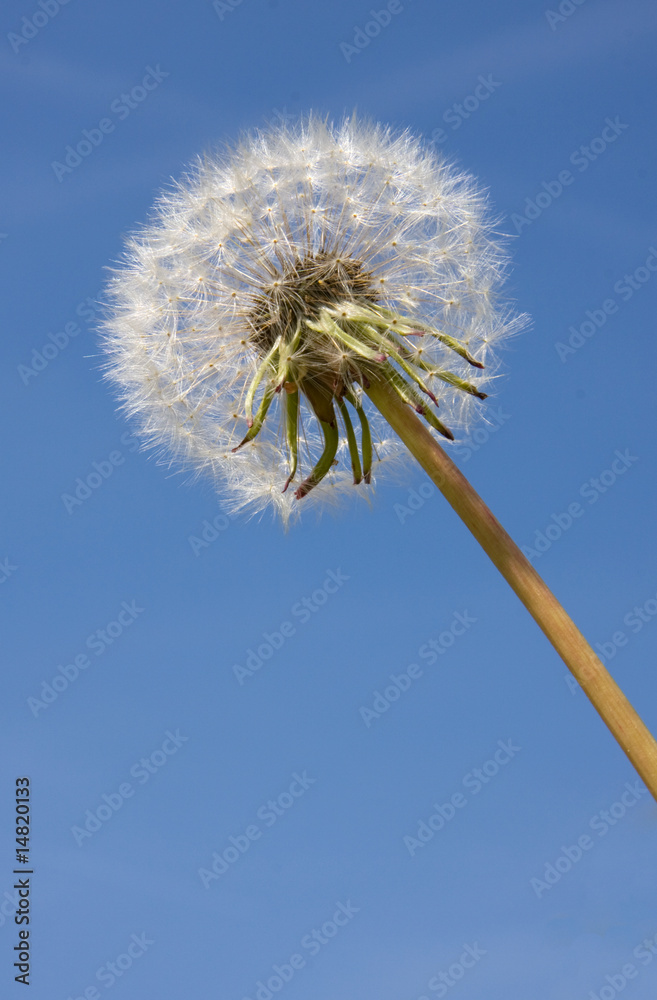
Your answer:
101,114 -> 525,524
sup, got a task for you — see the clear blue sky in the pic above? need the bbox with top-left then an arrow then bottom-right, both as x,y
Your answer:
2,1 -> 657,998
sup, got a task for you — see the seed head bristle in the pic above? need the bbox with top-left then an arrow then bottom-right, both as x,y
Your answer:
101,114 -> 526,524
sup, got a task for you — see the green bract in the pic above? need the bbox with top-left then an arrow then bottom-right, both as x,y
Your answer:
233,297 -> 487,498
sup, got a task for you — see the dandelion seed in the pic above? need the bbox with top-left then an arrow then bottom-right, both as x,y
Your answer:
101,114 -> 522,524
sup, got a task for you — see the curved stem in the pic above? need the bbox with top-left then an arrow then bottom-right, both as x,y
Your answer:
365,374 -> 657,802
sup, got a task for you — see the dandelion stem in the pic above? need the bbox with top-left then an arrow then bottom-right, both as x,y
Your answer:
365,373 -> 657,803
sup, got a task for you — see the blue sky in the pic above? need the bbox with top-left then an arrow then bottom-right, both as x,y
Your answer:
2,0 -> 657,997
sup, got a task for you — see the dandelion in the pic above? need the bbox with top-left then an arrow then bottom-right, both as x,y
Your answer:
102,115 -> 519,521
102,114 -> 657,799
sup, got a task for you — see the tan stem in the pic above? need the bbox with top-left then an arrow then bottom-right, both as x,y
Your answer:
366,375 -> 657,801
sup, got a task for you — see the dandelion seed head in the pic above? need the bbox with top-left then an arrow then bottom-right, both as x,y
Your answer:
101,114 -> 525,524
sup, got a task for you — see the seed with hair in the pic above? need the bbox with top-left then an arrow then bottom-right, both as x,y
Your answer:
101,114 -> 525,524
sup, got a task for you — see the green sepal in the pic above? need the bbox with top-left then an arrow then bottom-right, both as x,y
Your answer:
282,388 -> 299,492
232,383 -> 276,450
354,304 -> 485,369
294,414 -> 339,499
345,389 -> 373,483
306,312 -> 385,362
245,337 -> 281,426
337,398 -> 362,485
425,368 -> 488,399
358,323 -> 439,405
380,363 -> 454,440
